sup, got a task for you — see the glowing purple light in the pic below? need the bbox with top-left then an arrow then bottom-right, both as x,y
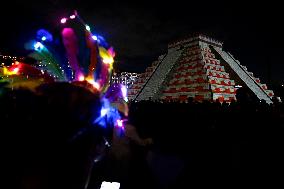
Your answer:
121,85 -> 127,98
116,119 -> 123,128
60,18 -> 67,24
70,15 -> 76,19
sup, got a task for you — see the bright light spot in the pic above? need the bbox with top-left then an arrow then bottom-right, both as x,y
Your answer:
60,18 -> 67,24
12,67 -> 19,74
100,181 -> 120,189
15,61 -> 19,65
102,57 -> 114,64
121,85 -> 128,102
116,119 -> 123,128
86,25 -> 91,31
41,36 -> 47,41
92,35 -> 98,40
235,85 -> 242,88
34,42 -> 44,51
86,78 -> 100,89
282,84 -> 284,87
70,15 -> 76,19
78,75 -> 85,81
101,108 -> 108,117
91,81 -> 100,89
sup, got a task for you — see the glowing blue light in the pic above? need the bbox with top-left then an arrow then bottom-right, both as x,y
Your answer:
101,108 -> 109,117
36,29 -> 53,42
86,25 -> 91,31
94,98 -> 122,129
34,42 -> 44,51
92,35 -> 97,41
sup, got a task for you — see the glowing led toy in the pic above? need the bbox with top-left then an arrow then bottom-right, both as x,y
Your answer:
78,75 -> 85,81
116,119 -> 124,128
34,42 -> 44,51
121,85 -> 128,102
85,25 -> 91,31
37,29 -> 53,42
100,108 -> 109,117
92,35 -> 98,40
60,18 -> 67,24
70,15 -> 76,19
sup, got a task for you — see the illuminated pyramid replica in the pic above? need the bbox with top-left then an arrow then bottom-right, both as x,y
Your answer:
128,34 -> 274,103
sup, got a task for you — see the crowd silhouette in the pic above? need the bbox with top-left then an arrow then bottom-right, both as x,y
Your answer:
0,84 -> 283,189
127,88 -> 284,188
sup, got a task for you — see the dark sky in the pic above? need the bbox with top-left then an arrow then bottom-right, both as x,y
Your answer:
0,1 -> 283,85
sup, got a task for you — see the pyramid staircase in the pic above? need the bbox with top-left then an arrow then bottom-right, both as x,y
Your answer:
214,47 -> 273,103
127,54 -> 166,100
128,35 -> 274,103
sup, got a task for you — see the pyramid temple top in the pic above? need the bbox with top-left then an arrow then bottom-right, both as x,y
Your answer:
168,34 -> 223,49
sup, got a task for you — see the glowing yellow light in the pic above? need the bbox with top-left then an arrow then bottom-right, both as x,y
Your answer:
102,57 -> 114,64
3,67 -> 19,75
99,47 -> 114,65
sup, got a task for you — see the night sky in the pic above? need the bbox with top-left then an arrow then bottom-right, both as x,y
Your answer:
0,1 -> 283,85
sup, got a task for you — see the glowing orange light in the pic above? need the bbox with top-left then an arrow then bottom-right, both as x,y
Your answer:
86,78 -> 100,90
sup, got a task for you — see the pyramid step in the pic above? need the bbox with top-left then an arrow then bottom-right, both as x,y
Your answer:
214,47 -> 272,103
135,47 -> 183,101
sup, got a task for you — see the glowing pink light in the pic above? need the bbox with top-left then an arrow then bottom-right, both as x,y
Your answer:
78,75 -> 85,81
70,15 -> 76,19
121,85 -> 127,98
60,18 -> 67,24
